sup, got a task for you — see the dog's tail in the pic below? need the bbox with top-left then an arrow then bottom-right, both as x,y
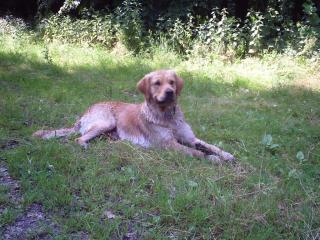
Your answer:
33,121 -> 80,139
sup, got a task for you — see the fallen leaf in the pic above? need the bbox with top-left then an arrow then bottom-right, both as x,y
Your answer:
103,210 -> 116,219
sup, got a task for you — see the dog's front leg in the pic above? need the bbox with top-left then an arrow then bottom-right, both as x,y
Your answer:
174,122 -> 236,162
193,139 -> 236,162
166,140 -> 225,164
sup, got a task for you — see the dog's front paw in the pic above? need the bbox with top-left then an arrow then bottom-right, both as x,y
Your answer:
220,151 -> 236,162
206,155 -> 224,164
75,138 -> 88,149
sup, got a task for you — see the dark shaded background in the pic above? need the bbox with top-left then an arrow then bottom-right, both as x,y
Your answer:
1,0 -> 319,24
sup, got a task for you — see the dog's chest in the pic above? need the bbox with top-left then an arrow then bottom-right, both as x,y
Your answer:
117,128 -> 151,148
117,123 -> 174,148
115,104 -> 180,148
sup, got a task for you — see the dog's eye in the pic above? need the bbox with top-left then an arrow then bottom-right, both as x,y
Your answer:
169,80 -> 175,85
154,80 -> 161,86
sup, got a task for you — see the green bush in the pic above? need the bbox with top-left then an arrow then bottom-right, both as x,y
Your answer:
114,0 -> 144,53
196,8 -> 244,56
0,16 -> 29,38
296,0 -> 320,56
35,0 -> 319,59
166,14 -> 194,54
41,11 -> 116,48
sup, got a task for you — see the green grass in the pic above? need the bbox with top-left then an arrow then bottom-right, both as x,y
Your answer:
0,34 -> 320,239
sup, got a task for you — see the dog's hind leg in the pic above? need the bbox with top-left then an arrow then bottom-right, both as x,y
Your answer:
75,121 -> 116,148
33,124 -> 79,139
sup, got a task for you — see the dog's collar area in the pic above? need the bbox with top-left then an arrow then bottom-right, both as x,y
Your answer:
141,102 -> 176,125
164,106 -> 176,118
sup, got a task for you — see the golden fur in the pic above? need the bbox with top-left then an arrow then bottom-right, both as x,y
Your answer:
33,70 -> 235,163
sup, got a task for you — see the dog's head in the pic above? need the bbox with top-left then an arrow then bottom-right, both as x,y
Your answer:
137,70 -> 184,108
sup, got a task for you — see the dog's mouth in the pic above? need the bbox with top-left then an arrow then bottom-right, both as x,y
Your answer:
155,96 -> 175,105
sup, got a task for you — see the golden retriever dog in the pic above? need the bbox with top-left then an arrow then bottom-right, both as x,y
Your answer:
33,70 -> 235,163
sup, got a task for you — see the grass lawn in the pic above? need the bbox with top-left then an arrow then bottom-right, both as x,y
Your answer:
0,34 -> 320,239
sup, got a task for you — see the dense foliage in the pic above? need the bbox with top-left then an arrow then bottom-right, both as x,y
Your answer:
1,0 -> 319,57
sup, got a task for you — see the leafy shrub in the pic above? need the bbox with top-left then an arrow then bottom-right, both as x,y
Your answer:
40,1 -> 145,52
114,0 -> 144,53
35,0 -> 320,59
0,16 -> 29,38
41,10 -> 116,48
296,0 -> 320,56
166,14 -> 195,54
57,0 -> 81,15
196,9 -> 246,57
246,10 -> 264,55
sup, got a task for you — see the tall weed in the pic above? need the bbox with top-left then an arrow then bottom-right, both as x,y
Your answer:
41,10 -> 116,48
114,0 -> 144,53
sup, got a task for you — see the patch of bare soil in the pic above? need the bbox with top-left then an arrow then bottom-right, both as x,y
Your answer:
0,164 -> 21,203
3,203 -> 59,240
0,140 -> 20,150
123,221 -> 139,240
0,164 -> 60,239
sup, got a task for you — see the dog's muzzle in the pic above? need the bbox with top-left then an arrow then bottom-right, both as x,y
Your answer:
157,89 -> 175,104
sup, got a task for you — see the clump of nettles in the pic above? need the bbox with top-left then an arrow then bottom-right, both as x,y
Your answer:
0,16 -> 28,37
39,11 -> 116,49
11,0 -> 320,58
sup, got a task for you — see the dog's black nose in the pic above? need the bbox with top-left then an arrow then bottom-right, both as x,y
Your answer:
165,89 -> 174,97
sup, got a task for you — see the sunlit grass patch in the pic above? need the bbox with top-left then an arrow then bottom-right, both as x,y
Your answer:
1,34 -> 320,238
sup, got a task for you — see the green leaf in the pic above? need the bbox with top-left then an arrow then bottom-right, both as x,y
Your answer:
188,180 -> 198,188
153,216 -> 160,223
261,134 -> 272,146
296,151 -> 305,162
288,169 -> 299,179
270,144 -> 280,149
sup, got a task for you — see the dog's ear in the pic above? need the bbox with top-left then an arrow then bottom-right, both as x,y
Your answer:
137,74 -> 150,99
175,75 -> 184,96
